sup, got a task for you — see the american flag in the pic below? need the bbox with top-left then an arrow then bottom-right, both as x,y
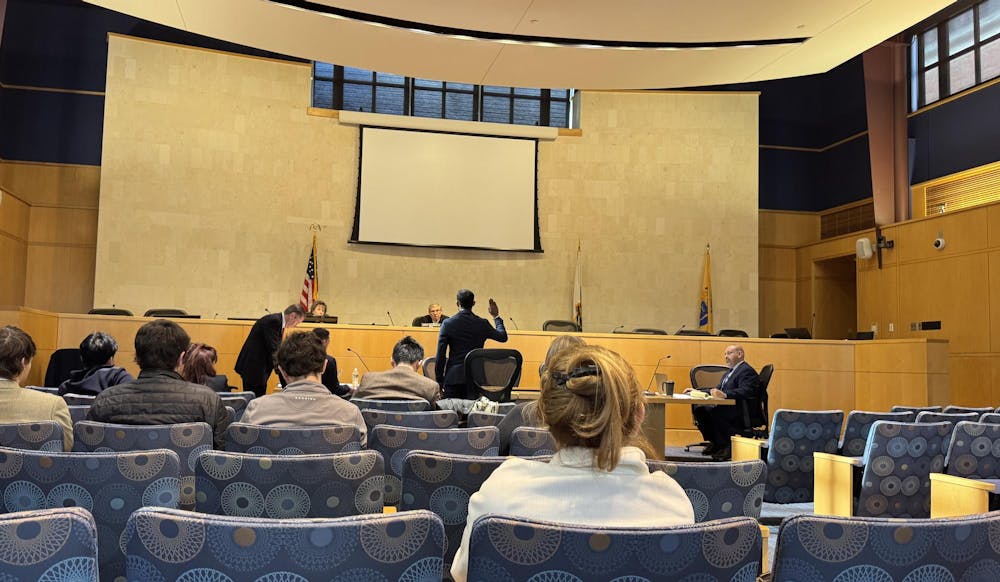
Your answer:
299,234 -> 318,311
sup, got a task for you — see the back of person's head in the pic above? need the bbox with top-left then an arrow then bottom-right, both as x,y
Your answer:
539,344 -> 651,471
456,289 -> 475,309
276,331 -> 326,378
392,336 -> 424,365
79,332 -> 119,368
540,335 -> 586,374
283,304 -> 306,317
0,326 -> 36,381
181,343 -> 218,385
134,319 -> 190,371
312,328 -> 330,343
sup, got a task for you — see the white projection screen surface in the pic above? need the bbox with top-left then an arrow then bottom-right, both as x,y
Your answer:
353,127 -> 540,251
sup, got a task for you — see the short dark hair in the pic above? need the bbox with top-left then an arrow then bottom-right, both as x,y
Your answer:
457,289 -> 475,309
134,320 -> 190,370
312,328 -> 330,342
283,304 -> 306,317
0,326 -> 36,380
392,336 -> 424,365
276,331 -> 326,377
79,332 -> 119,368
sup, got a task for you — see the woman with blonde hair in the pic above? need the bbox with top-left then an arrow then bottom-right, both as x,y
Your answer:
451,344 -> 695,581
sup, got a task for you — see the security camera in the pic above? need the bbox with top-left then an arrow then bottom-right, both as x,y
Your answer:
933,238 -> 946,250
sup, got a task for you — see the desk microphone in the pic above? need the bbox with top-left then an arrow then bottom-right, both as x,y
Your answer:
213,313 -> 219,320
346,347 -> 371,372
508,317 -> 519,330
611,325 -> 625,333
674,324 -> 686,335
645,355 -> 672,391
264,308 -> 270,314
387,311 -> 395,326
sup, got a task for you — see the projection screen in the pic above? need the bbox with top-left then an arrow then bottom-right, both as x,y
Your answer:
351,126 -> 540,251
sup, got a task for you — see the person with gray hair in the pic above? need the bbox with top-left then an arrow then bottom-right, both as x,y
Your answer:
354,335 -> 442,403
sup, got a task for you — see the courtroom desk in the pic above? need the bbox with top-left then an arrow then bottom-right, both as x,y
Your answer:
0,307 -> 951,440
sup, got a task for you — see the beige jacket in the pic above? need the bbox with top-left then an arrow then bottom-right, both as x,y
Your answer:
241,378 -> 366,445
355,365 -> 442,403
0,378 -> 73,451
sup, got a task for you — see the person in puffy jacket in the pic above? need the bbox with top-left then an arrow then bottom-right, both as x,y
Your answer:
58,331 -> 134,396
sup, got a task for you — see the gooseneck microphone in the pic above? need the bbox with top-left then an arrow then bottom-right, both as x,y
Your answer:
645,355 -> 672,391
508,317 -> 519,330
387,311 -> 395,326
611,325 -> 625,333
346,347 -> 371,371
674,324 -> 686,335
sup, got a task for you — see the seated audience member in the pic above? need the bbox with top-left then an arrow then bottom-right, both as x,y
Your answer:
497,334 -> 585,454
242,331 -> 366,444
87,320 -> 230,449
311,328 -> 349,398
688,344 -> 763,461
0,326 -> 73,451
181,343 -> 229,392
451,344 -> 694,581
411,303 -> 448,327
309,301 -> 328,317
355,336 -> 442,404
58,331 -> 134,396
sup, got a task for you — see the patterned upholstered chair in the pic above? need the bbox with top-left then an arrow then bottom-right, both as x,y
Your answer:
496,402 -> 517,415
814,421 -> 950,518
26,385 -> 60,395
0,421 -> 65,451
370,426 -> 500,505
0,447 -> 180,581
219,395 -> 252,422
62,393 -> 96,406
0,507 -> 99,581
772,512 -> 1000,581
732,409 -> 844,503
930,421 -> 1000,517
225,422 -> 362,454
467,411 -> 505,427
891,405 -> 942,414
74,421 -> 210,510
361,409 -> 459,432
916,411 -> 980,423
647,459 -> 768,521
125,507 -> 446,580
465,515 -> 762,581
509,426 -> 557,456
350,397 -> 431,412
944,405 -> 993,415
195,450 -> 385,518
399,451 -> 507,570
839,410 -> 914,456
982,412 -> 1000,424
68,405 -> 90,425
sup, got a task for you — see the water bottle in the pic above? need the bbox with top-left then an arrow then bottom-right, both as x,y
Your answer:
352,368 -> 359,390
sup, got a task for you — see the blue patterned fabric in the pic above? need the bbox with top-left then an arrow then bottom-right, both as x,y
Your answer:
74,421 -> 211,510
0,507 -> 99,582
944,405 -> 994,415
0,446 -> 180,581
772,512 -> 1000,581
195,450 -> 385,518
0,421 -> 64,452
467,411 -> 506,428
915,411 -> 979,423
225,422 -> 362,455
945,421 -> 1000,479
68,405 -> 90,425
982,413 -> 1000,425
856,421 -> 950,518
361,409 -> 459,432
840,411 -> 914,456
891,405 -> 942,414
370,426 -> 500,505
509,427 -> 557,457
467,514 -> 761,581
399,450 -> 507,569
764,409 -> 844,503
125,506 -> 446,581
351,397 -> 431,412
647,459 -> 767,521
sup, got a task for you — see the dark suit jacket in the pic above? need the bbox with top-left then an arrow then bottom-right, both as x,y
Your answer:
234,313 -> 283,389
435,309 -> 508,387
206,375 -> 229,392
411,314 -> 449,327
320,355 -> 350,398
718,362 -> 764,427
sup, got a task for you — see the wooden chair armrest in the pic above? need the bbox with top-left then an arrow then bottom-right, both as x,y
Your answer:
930,473 -> 998,518
731,435 -> 767,462
813,452 -> 858,517
759,524 -> 770,574
814,452 -> 863,466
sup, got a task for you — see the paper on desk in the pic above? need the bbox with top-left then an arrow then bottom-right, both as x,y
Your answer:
671,393 -> 693,399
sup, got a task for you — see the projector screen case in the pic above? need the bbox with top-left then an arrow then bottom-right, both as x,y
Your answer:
351,126 -> 542,252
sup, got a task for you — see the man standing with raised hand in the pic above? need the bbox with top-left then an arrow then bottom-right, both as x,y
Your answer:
435,289 -> 508,399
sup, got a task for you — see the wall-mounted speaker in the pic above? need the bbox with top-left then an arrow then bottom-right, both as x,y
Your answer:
855,238 -> 874,260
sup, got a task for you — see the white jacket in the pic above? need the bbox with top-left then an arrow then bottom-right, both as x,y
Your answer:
450,446 -> 695,582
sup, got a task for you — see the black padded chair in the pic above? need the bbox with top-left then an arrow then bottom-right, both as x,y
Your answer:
143,308 -> 189,317
463,348 -> 523,402
770,332 -> 789,338
740,363 -> 773,439
676,329 -> 714,336
684,364 -> 731,452
421,356 -> 436,379
718,329 -> 750,337
542,320 -> 580,332
632,328 -> 668,335
87,308 -> 133,316
43,348 -> 82,388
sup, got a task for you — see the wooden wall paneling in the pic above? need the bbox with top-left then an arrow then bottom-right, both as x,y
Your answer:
0,190 -> 29,306
988,251 -> 1000,352
759,246 -> 797,338
24,246 -> 96,313
0,161 -> 101,208
895,206 -> 988,263
857,264 -> 898,340
758,210 -> 820,247
812,256 -> 857,339
18,308 -> 60,386
986,204 -> 1000,248
948,355 -> 993,407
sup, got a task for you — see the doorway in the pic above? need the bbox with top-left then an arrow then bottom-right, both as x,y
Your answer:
813,255 -> 858,339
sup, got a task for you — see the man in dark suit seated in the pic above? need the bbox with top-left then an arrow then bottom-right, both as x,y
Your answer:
689,344 -> 763,461
234,304 -> 305,397
411,303 -> 448,327
355,336 -> 442,403
311,327 -> 349,398
435,289 -> 508,399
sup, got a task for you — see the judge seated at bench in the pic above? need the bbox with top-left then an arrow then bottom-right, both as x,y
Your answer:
687,344 -> 763,461
411,303 -> 448,327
